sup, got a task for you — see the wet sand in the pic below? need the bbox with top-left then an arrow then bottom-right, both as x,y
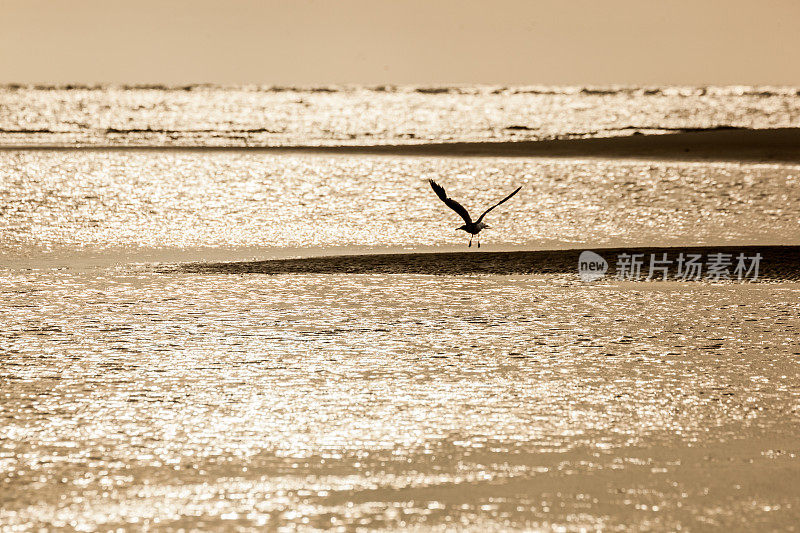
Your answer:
5,127 -> 800,162
180,245 -> 800,281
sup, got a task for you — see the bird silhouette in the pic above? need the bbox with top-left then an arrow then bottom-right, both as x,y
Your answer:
428,179 -> 522,248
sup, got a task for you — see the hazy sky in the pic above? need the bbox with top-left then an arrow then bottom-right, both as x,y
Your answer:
2,0 -> 799,86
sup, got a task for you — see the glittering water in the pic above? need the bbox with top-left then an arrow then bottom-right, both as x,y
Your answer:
2,88 -> 800,530
2,151 -> 799,264
2,85 -> 800,146
1,271 -> 799,530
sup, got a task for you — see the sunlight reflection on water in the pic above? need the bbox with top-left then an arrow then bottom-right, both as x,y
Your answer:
2,151 -> 798,259
2,147 -> 800,530
3,85 -> 800,147
1,271 -> 799,530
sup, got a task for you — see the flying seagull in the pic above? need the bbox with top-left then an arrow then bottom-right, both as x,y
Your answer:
428,179 -> 522,248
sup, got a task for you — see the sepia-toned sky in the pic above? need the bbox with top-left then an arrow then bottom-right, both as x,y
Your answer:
2,0 -> 799,86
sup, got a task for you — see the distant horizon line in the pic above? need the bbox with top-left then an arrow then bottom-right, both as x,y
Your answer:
2,83 -> 799,96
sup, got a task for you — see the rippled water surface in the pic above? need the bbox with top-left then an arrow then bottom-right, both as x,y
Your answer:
1,270 -> 799,531
2,151 -> 799,264
2,85 -> 800,146
2,114 -> 800,530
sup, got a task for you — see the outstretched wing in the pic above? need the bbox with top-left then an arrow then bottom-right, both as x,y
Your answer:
476,186 -> 522,224
428,179 -> 472,224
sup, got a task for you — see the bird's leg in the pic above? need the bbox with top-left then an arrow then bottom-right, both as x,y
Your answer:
477,237 -> 480,248
468,235 -> 473,247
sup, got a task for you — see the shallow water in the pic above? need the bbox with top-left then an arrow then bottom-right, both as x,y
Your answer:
2,151 -> 799,265
1,270 -> 799,530
2,145 -> 800,530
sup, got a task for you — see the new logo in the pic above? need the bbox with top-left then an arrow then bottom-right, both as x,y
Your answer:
578,251 -> 608,282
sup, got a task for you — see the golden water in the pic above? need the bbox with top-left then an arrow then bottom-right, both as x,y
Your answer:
1,88 -> 800,529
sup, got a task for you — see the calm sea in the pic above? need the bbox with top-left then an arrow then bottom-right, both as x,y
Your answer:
1,87 -> 799,531
2,84 -> 800,147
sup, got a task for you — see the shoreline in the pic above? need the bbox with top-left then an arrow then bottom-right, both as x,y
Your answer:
3,128 -> 800,162
178,245 -> 800,280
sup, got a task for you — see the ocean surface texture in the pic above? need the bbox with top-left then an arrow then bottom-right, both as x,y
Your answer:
1,87 -> 799,531
2,85 -> 800,147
